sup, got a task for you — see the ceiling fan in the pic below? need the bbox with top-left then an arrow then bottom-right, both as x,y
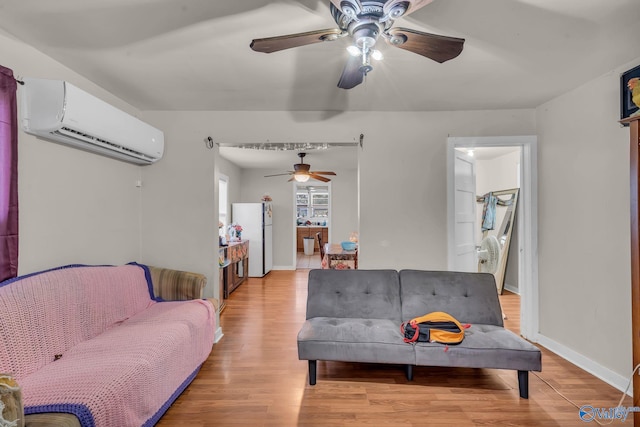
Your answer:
264,152 -> 337,182
250,0 -> 465,89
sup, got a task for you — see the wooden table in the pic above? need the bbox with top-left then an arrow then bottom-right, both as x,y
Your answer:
322,243 -> 358,270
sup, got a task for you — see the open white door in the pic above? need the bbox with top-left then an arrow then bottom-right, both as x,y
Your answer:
452,149 -> 477,272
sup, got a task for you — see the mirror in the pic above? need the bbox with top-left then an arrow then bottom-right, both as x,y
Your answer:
477,188 -> 519,294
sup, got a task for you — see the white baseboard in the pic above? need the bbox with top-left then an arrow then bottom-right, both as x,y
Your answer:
536,334 -> 631,396
214,327 -> 224,344
503,283 -> 520,295
273,265 -> 295,270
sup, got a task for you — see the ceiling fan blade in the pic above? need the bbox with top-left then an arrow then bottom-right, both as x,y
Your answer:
310,171 -> 337,175
384,0 -> 434,18
386,28 -> 464,63
337,55 -> 365,89
250,28 -> 343,53
309,173 -> 331,182
288,176 -> 296,182
264,172 -> 294,177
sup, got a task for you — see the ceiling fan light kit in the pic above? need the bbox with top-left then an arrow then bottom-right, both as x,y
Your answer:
250,0 -> 465,89
294,174 -> 311,183
264,152 -> 337,183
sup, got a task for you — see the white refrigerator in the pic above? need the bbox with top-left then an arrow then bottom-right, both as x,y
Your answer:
231,202 -> 273,277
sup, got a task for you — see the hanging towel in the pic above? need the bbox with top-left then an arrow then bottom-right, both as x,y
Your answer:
481,192 -> 497,231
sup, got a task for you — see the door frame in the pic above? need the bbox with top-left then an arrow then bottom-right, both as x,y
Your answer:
446,136 -> 539,341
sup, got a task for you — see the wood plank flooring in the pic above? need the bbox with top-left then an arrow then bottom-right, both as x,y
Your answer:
156,270 -> 633,426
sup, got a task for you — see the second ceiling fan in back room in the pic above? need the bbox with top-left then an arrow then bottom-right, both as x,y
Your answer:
264,152 -> 336,182
250,0 -> 465,89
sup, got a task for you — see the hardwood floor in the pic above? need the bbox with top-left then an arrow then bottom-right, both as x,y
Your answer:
157,270 -> 633,426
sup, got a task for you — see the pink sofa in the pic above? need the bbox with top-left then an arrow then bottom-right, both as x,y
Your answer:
0,263 -> 216,427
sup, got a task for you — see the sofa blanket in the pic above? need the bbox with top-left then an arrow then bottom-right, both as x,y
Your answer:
0,264 -> 216,427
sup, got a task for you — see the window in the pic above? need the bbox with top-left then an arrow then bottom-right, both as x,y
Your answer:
297,206 -> 309,218
296,192 -> 309,206
312,208 -> 328,218
219,175 -> 228,230
296,185 -> 330,223
311,193 -> 329,206
296,191 -> 309,218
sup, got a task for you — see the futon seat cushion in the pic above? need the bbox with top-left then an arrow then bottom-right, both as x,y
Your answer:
413,324 -> 541,371
298,317 -> 415,364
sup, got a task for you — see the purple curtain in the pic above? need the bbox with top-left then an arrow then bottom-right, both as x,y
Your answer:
0,65 -> 18,281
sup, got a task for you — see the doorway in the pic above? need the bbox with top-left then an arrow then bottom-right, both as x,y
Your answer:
446,136 -> 538,341
294,182 -> 331,270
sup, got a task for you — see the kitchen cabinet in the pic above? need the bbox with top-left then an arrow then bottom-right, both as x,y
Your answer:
218,240 -> 250,306
297,227 -> 328,252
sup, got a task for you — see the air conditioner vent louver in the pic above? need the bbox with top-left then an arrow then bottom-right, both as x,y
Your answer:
21,78 -> 164,165
55,127 -> 155,162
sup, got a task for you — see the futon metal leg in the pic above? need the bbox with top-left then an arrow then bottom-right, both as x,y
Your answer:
309,360 -> 317,385
406,364 -> 414,381
518,370 -> 529,399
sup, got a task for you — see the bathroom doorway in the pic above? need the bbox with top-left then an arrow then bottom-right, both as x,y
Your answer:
447,136 -> 538,341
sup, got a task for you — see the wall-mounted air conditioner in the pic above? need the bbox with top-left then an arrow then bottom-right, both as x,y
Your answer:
20,78 -> 164,165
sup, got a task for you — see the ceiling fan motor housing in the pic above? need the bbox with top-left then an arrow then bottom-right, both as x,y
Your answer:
294,163 -> 311,173
331,1 -> 398,32
352,22 -> 381,49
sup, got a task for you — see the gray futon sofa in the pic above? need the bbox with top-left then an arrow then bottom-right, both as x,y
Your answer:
297,269 -> 541,398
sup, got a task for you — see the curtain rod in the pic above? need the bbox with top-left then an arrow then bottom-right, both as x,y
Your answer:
216,134 -> 364,151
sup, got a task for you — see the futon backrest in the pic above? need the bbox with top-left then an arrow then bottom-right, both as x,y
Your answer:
399,270 -> 503,326
0,265 -> 154,380
306,269 -> 402,322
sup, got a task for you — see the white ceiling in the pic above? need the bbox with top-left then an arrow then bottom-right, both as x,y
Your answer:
2,0 -> 640,169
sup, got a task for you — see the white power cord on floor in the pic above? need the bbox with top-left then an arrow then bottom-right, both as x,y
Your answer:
532,363 -> 640,426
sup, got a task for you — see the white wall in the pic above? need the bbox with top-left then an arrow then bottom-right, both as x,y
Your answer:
217,155 -> 241,221
0,32 -> 144,274
357,110 -> 536,270
536,59 -> 635,382
328,168 -> 358,244
137,112 -> 218,297
138,110 -> 535,295
477,151 -> 520,196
